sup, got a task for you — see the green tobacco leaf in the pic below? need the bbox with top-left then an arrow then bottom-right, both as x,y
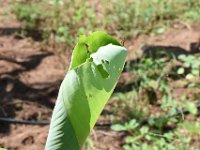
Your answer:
45,32 -> 127,150
69,31 -> 121,69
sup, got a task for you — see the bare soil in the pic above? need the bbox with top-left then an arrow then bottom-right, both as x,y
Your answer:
0,1 -> 200,150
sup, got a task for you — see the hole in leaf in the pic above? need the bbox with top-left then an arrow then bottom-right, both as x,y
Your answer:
101,59 -> 110,64
88,57 -> 93,62
105,60 -> 109,64
84,43 -> 90,54
96,64 -> 109,79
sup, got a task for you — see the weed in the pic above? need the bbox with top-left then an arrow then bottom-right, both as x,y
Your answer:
177,54 -> 200,80
109,51 -> 200,149
102,0 -> 200,37
13,0 -> 200,50
13,0 -> 99,48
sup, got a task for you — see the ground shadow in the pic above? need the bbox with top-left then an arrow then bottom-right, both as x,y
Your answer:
0,52 -> 62,133
141,44 -> 200,58
0,27 -> 43,41
118,44 -> 200,92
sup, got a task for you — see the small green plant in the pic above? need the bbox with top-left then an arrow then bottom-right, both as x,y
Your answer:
103,0 -> 200,37
45,31 -> 127,149
177,54 -> 200,79
13,2 -> 47,29
111,117 -> 200,150
109,50 -> 200,149
125,57 -> 174,116
13,0 -> 200,48
111,119 -> 177,150
13,0 -> 99,47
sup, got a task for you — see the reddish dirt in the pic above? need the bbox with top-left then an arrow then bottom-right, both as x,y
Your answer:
0,32 -> 65,150
0,2 -> 66,149
0,1 -> 200,150
126,24 -> 200,60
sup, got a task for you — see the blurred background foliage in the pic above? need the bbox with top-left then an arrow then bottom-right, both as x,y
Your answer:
13,0 -> 200,49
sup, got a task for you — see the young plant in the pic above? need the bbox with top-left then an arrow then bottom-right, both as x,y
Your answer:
45,31 -> 127,150
177,54 -> 200,79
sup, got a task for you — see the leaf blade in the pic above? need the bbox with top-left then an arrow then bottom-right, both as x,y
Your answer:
45,34 -> 127,150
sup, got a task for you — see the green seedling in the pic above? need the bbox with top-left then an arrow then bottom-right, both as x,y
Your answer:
45,31 -> 127,150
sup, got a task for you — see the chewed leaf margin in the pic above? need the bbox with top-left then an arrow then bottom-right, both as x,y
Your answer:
69,31 -> 121,70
